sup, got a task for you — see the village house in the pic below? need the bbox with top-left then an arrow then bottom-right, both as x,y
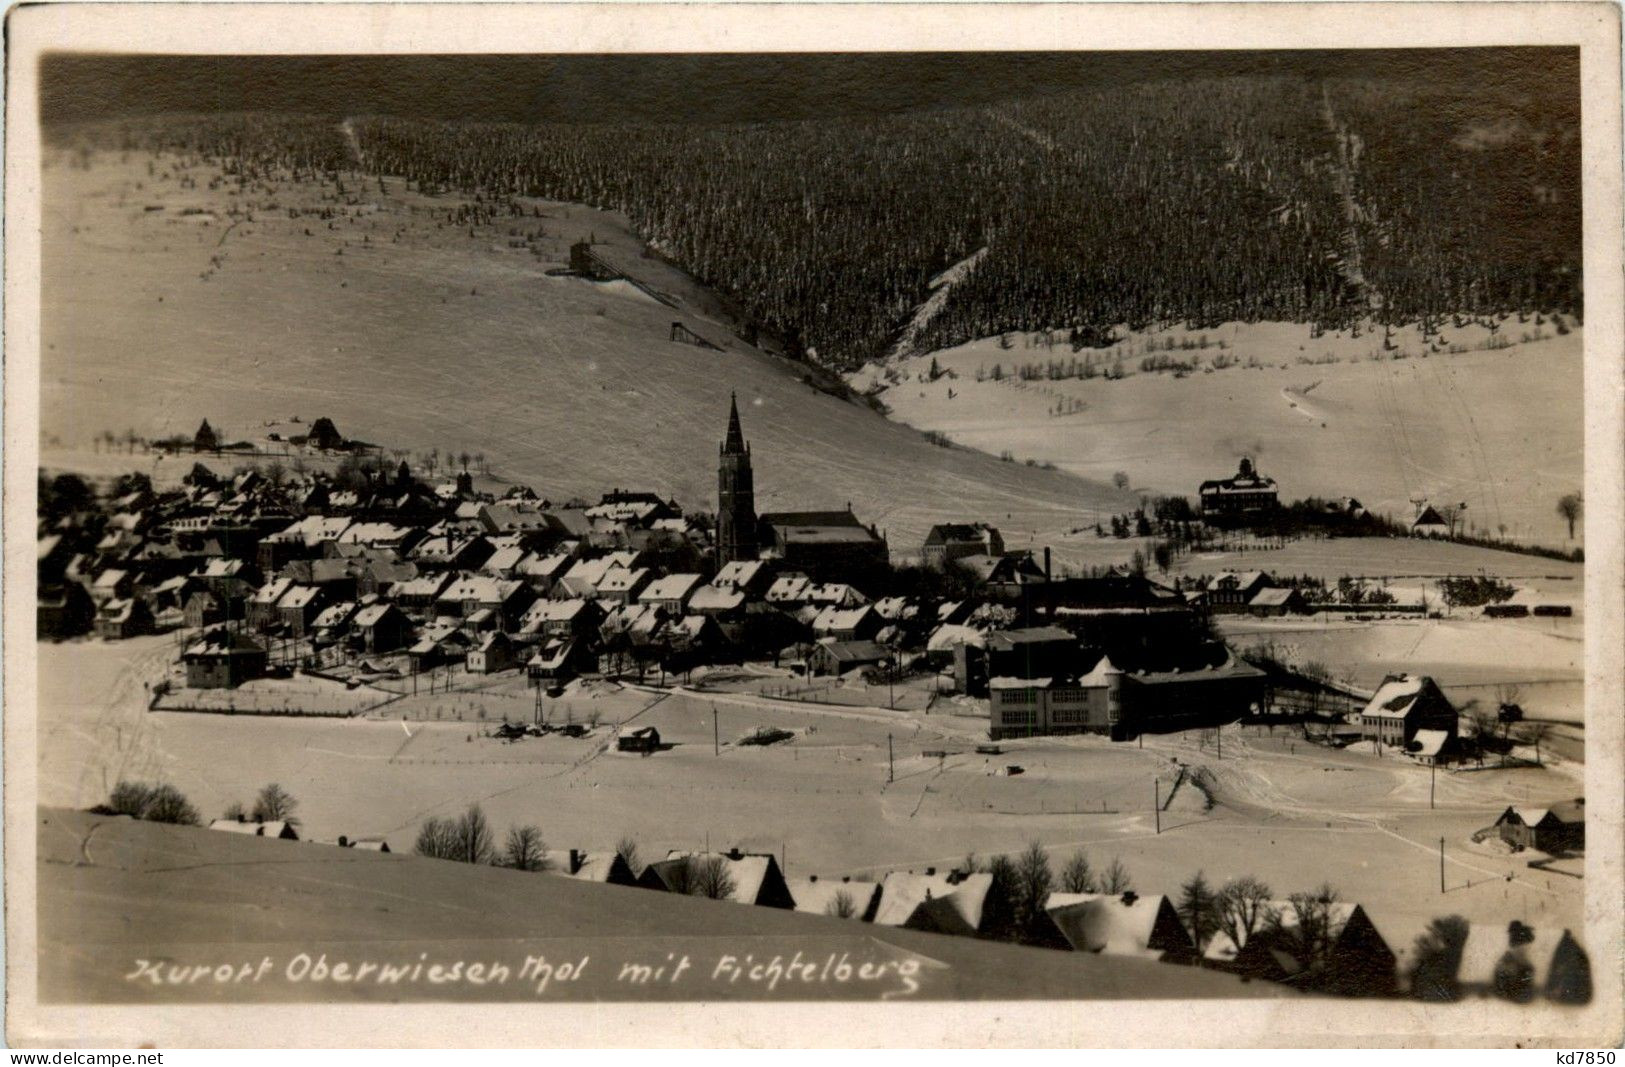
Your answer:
536,849 -> 640,887
637,573 -> 705,615
435,576 -> 535,631
1199,456 -> 1279,521
595,566 -> 653,606
1411,505 -> 1451,538
279,558 -> 359,601
518,598 -> 603,643
954,552 -> 1047,592
787,876 -> 881,922
637,849 -> 796,909
39,581 -> 94,639
390,572 -> 453,614
1494,800 -> 1585,854
94,597 -> 155,640
478,544 -> 533,579
352,602 -> 412,653
257,515 -> 354,572
687,583 -> 748,617
873,870 -> 1000,939
408,624 -> 472,673
810,604 -> 882,642
1359,674 -> 1458,749
246,577 -> 294,631
526,637 -> 594,685
514,551 -> 575,594
310,600 -> 359,642
922,523 -> 1005,568
466,631 -> 519,675
712,559 -> 775,597
807,638 -> 889,677
275,584 -> 327,638
764,574 -> 814,607
1044,891 -> 1197,964
182,628 -> 269,689
208,818 -> 300,841
1202,899 -> 1396,996
409,529 -> 494,573
1246,587 -> 1310,616
89,567 -> 135,605
1201,571 -> 1274,612
616,726 -> 662,754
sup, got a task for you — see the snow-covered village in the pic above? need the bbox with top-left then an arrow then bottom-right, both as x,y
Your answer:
20,41 -> 1607,1032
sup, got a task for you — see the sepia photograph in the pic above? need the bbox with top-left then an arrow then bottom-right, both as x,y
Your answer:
5,1 -> 1621,1050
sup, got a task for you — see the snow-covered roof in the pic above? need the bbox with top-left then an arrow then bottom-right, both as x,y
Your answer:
1044,892 -> 1180,958
1410,729 -> 1451,758
664,850 -> 775,906
927,624 -> 986,652
787,878 -> 880,919
874,871 -> 992,935
639,573 -> 703,603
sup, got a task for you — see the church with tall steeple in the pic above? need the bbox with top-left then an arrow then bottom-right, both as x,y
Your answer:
716,392 -> 759,566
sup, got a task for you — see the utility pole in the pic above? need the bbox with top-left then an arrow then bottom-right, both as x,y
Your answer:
1154,778 -> 1161,834
713,705 -> 719,756
1439,837 -> 1446,893
888,734 -> 895,783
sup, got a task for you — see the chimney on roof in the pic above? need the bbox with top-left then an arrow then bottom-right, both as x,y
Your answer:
841,876 -> 850,883
570,848 -> 583,875
727,847 -> 742,860
338,835 -> 349,848
925,866 -> 936,876
809,874 -> 818,883
1121,891 -> 1139,906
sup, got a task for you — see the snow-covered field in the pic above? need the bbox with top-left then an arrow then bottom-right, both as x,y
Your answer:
39,151 -> 1137,554
39,636 -> 1586,973
859,320 -> 1583,546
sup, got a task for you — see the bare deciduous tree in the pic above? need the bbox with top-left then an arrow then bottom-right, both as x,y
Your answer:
502,824 -> 547,871
1556,493 -> 1582,540
1014,840 -> 1056,944
615,836 -> 642,878
252,783 -> 300,827
1215,875 -> 1274,955
1101,857 -> 1134,894
415,816 -> 458,860
1060,849 -> 1097,894
142,784 -> 201,825
826,890 -> 858,919
689,855 -> 736,900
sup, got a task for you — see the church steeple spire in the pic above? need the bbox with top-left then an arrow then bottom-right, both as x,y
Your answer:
723,391 -> 747,455
716,391 -> 758,566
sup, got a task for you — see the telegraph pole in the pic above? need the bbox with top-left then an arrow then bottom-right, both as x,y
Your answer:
888,734 -> 895,783
1154,779 -> 1161,834
713,705 -> 719,756
1439,837 -> 1446,893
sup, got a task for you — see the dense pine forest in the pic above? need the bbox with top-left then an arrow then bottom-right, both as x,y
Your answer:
51,59 -> 1581,371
